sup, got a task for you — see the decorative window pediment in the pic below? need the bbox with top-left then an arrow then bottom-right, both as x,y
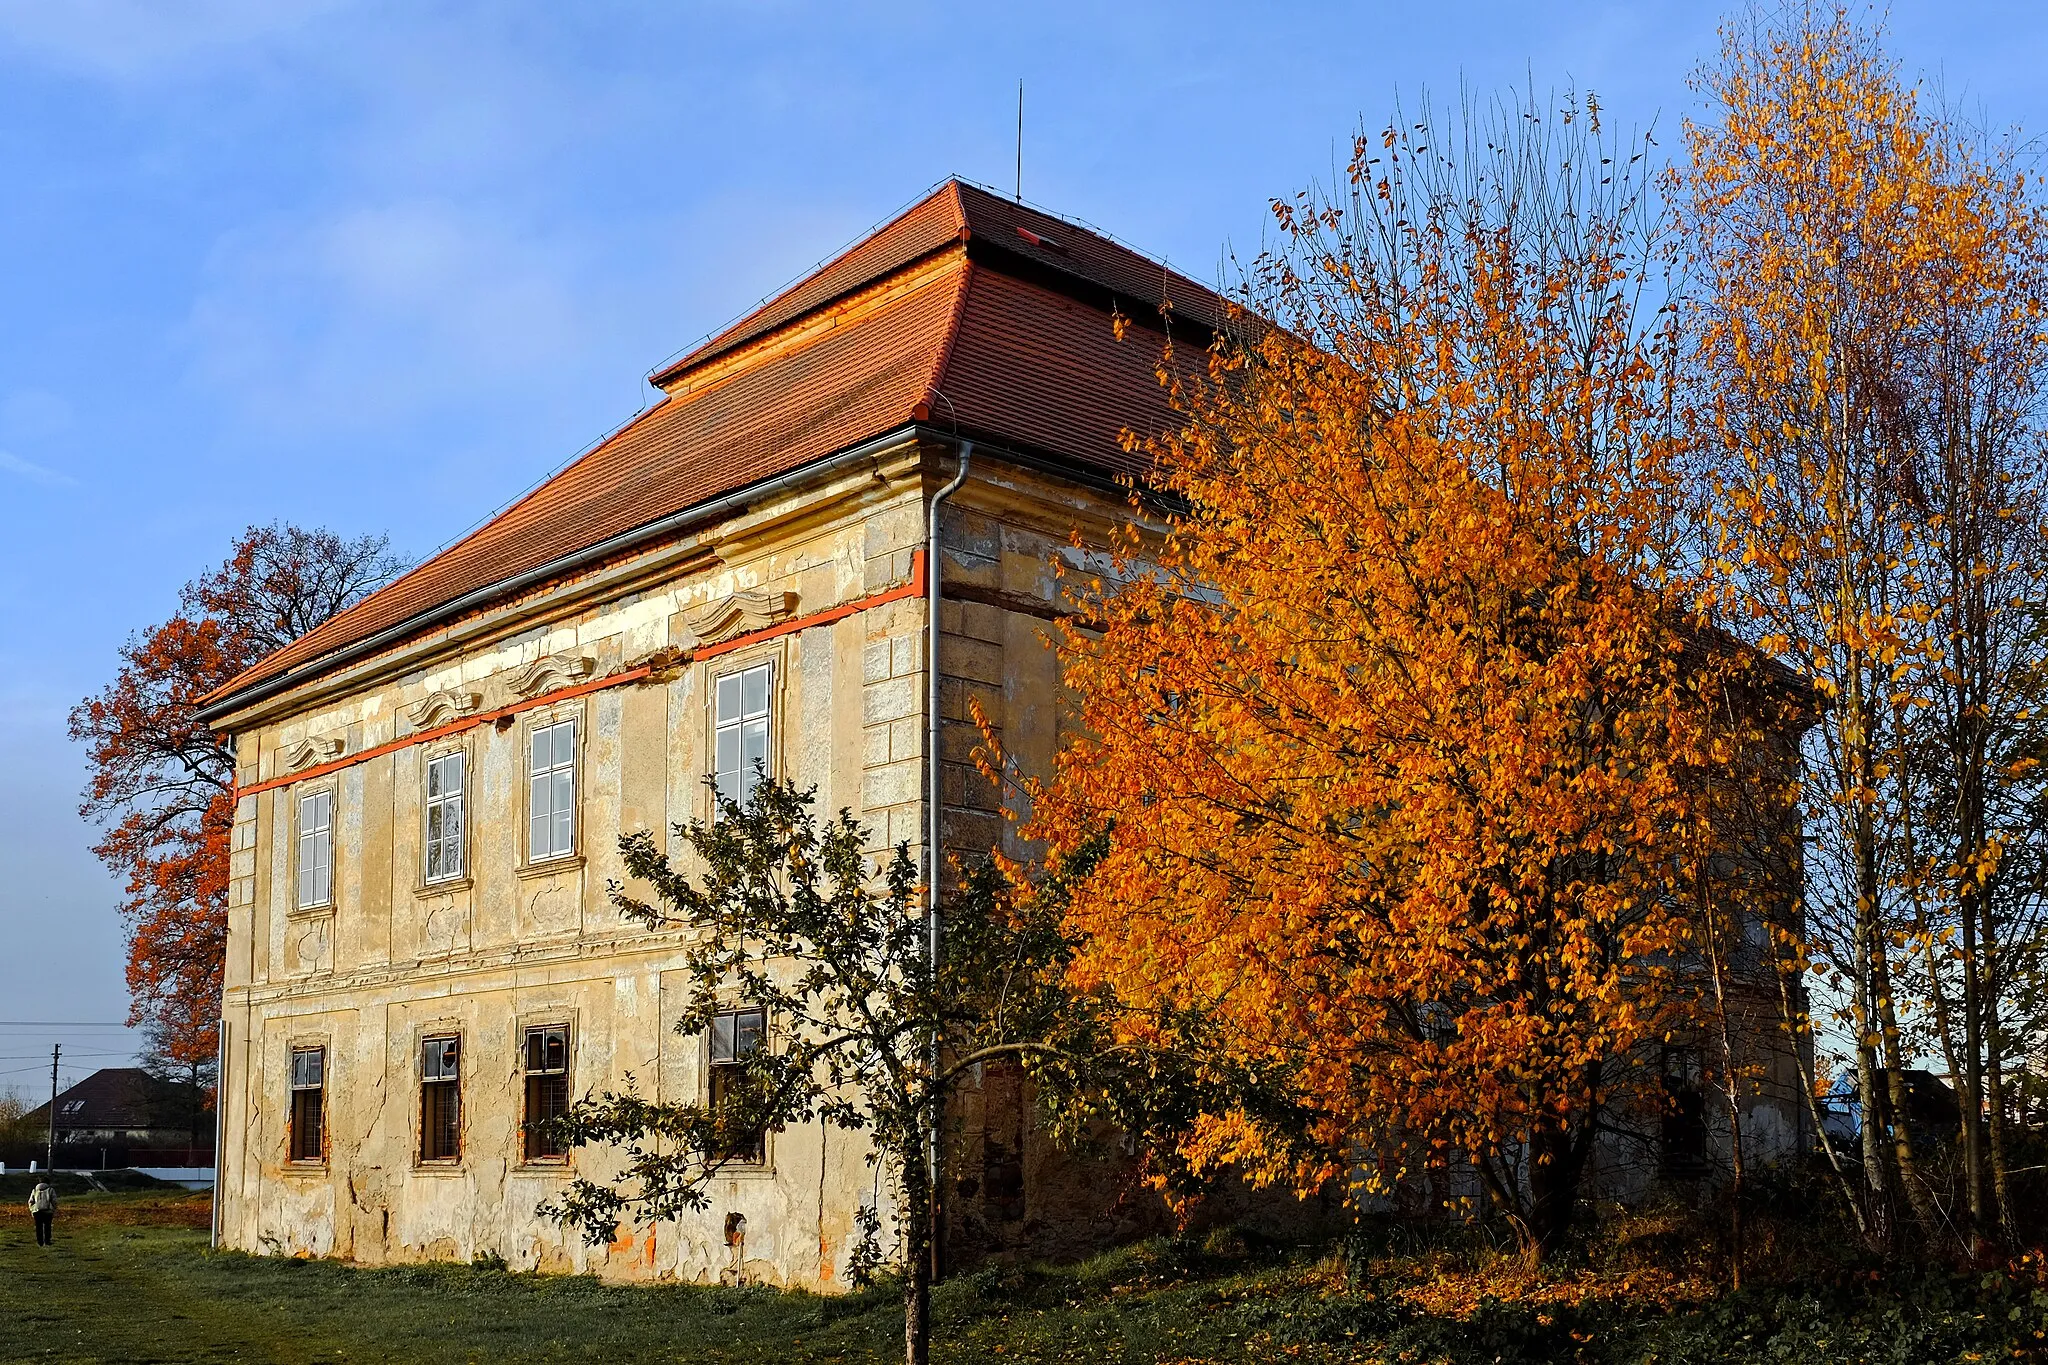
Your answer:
681,589 -> 797,647
281,734 -> 346,773
406,688 -> 483,730
508,652 -> 597,699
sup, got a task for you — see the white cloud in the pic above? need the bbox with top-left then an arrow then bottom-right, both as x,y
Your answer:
185,199 -> 593,431
0,450 -> 76,487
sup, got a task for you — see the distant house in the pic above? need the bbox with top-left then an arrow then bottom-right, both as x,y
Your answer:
17,1068 -> 214,1168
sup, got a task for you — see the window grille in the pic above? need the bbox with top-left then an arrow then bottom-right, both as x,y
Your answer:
297,790 -> 333,909
289,1047 -> 325,1163
522,1024 -> 570,1161
424,752 -> 465,883
419,1036 -> 461,1163
529,721 -> 577,861
713,664 -> 773,810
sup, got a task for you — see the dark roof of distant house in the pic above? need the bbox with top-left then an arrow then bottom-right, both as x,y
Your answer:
22,1068 -> 201,1133
200,178 -> 1232,717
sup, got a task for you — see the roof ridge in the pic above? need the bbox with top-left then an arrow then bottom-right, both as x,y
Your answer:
650,179 -> 970,388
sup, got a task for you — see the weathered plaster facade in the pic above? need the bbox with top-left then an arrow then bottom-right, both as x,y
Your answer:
210,433 -> 1170,1284
203,177 -> 1804,1286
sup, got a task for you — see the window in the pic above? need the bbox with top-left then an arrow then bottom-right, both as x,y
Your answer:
528,721 -> 577,861
419,1036 -> 461,1163
424,753 -> 465,883
289,1047 -> 325,1163
707,1007 -> 767,1164
60,1100 -> 84,1115
1660,1044 -> 1708,1179
297,790 -> 333,909
522,1024 -> 570,1161
713,663 -> 773,810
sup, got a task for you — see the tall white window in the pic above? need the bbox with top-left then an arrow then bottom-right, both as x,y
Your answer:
714,663 -> 773,810
424,752 -> 465,883
529,719 -> 577,861
297,789 -> 333,909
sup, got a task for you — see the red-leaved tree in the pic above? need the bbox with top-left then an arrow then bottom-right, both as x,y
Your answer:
70,525 -> 403,1084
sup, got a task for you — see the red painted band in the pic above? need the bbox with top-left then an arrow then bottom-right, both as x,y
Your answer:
233,549 -> 927,802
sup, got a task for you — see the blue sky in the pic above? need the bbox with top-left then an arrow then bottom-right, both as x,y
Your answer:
2,0 -> 2043,1097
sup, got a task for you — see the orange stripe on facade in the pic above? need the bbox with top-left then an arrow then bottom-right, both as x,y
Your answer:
234,550 -> 928,801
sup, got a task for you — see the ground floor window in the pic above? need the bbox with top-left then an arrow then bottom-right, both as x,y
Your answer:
419,1036 -> 461,1163
1661,1043 -> 1708,1179
522,1024 -> 570,1160
708,1007 -> 767,1164
289,1047 -> 325,1163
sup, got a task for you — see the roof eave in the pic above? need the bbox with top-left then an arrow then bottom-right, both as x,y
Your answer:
196,422 -> 932,729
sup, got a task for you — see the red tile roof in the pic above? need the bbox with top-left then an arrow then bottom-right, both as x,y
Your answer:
202,179 -> 1229,716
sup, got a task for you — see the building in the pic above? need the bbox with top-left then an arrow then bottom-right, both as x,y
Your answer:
197,177 -> 1814,1282
197,179 -> 1236,1282
15,1068 -> 214,1170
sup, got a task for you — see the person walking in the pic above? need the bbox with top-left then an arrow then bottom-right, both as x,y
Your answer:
29,1179 -> 56,1246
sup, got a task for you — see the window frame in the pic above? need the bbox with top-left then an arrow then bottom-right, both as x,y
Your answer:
288,1045 -> 326,1165
710,658 -> 776,817
706,1005 -> 769,1167
524,715 -> 581,866
418,1034 -> 462,1165
1659,1043 -> 1709,1180
520,1022 -> 572,1163
294,785 -> 336,912
421,748 -> 468,887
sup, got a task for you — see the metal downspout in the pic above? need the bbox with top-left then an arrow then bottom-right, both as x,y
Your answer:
926,437 -> 972,1281
211,1022 -> 226,1248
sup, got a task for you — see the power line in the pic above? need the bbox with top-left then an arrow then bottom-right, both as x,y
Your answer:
0,1021 -> 135,1027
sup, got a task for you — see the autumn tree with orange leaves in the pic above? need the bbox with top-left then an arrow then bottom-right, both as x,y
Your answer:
1682,5 -> 2048,1255
1020,94 -> 1782,1264
70,524 -> 401,1081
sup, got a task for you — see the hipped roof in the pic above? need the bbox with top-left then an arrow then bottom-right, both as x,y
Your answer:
202,179 -> 1228,717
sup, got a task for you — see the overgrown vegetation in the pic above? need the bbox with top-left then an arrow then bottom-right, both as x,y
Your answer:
0,1189 -> 2041,1364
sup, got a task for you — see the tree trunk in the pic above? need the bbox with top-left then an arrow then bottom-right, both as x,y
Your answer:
1981,921 -> 2018,1241
1846,659 -> 1899,1252
1703,891 -> 1745,1291
1775,947 -> 1867,1240
900,1142 -> 932,1365
1851,856 -> 1895,1252
1521,1097 -> 1594,1268
1873,947 -> 1943,1240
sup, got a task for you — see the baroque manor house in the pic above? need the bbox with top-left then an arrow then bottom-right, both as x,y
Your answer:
198,181 -> 1232,1283
199,180 -> 1811,1285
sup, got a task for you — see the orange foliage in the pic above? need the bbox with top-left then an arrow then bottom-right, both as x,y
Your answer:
1020,96 -> 1764,1260
1679,4 -> 2048,1249
69,525 -> 399,1072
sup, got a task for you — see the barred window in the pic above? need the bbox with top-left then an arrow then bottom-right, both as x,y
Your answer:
419,1036 -> 461,1163
522,1025 -> 570,1161
708,1007 -> 767,1164
296,790 -> 333,909
289,1047 -> 325,1163
713,664 -> 773,811
424,753 -> 465,883
529,721 -> 577,861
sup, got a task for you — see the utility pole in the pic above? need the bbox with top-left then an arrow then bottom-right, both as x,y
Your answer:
46,1043 -> 59,1173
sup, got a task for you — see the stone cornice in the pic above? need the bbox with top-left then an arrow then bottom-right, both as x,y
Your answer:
225,925 -> 709,1007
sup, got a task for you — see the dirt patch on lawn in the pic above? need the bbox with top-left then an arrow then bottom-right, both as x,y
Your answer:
50,1192 -> 212,1229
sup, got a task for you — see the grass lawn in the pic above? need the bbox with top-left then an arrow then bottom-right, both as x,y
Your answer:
1,1190 -> 2043,1364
